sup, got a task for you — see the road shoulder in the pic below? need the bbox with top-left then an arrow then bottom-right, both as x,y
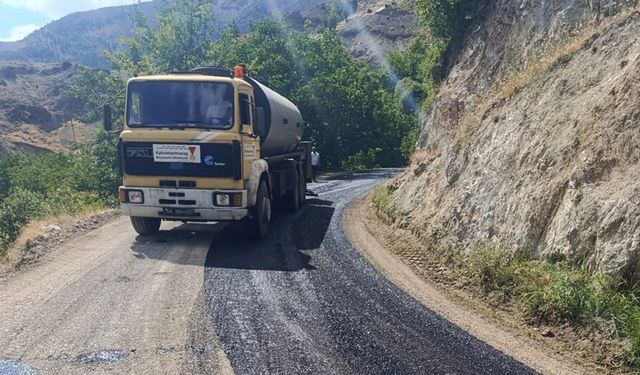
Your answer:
343,192 -> 592,375
0,210 -> 121,281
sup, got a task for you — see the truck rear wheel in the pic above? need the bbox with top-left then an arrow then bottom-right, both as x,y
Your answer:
249,181 -> 271,239
130,216 -> 161,236
298,165 -> 306,207
285,170 -> 301,212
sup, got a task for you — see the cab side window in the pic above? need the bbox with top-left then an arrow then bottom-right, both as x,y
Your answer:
239,93 -> 251,125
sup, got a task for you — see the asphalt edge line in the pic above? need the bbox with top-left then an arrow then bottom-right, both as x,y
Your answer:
343,192 -> 588,375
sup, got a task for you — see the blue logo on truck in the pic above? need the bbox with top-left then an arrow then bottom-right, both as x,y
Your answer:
204,155 -> 214,166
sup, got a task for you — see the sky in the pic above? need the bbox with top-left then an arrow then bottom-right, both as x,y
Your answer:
0,0 -> 139,42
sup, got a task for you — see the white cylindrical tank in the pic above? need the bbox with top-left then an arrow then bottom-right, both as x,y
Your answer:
249,78 -> 303,157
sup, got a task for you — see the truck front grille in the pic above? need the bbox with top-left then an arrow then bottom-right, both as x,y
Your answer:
123,142 -> 240,179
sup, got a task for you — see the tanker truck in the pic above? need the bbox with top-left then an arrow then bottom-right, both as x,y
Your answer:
107,65 -> 312,239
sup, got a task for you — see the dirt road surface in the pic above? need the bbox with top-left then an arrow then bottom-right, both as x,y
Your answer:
0,170 -> 536,374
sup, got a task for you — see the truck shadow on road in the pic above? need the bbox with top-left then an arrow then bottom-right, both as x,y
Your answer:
128,198 -> 336,272
129,222 -> 225,266
204,198 -> 335,272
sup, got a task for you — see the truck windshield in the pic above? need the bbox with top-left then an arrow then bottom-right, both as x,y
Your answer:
126,81 -> 234,129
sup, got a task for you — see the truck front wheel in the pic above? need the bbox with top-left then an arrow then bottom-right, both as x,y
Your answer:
130,216 -> 161,236
248,181 -> 271,239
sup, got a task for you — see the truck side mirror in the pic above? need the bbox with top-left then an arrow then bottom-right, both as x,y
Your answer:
103,104 -> 112,132
254,106 -> 266,137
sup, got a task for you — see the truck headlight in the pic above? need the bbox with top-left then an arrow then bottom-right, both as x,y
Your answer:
215,193 -> 230,206
127,190 -> 144,204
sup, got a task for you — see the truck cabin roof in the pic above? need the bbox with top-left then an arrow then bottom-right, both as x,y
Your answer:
128,74 -> 243,85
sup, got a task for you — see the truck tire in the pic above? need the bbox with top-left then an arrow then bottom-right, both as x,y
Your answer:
249,181 -> 271,239
130,216 -> 161,236
285,170 -> 301,212
298,165 -> 306,207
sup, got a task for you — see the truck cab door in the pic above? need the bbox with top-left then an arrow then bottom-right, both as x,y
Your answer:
239,91 -> 260,180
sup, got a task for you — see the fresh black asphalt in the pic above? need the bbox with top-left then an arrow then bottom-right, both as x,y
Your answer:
200,170 -> 537,375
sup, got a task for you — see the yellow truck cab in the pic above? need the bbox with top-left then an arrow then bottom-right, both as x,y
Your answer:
111,65 -> 311,239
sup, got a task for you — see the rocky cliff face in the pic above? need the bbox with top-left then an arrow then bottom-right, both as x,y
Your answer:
392,0 -> 640,280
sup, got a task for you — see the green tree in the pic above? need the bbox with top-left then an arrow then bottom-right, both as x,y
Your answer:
209,21 -> 417,169
67,67 -> 126,126
72,0 -> 217,128
209,21 -> 301,96
390,0 -> 488,113
324,2 -> 342,29
111,0 -> 216,74
388,36 -> 445,111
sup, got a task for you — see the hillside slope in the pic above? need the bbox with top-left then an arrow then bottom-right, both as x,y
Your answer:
0,2 -> 157,68
392,1 -> 640,280
338,0 -> 418,66
0,0 -> 330,67
0,61 -> 92,153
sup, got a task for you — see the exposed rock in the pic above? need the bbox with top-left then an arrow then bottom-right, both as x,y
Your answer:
393,1 -> 640,281
337,0 -> 419,66
0,65 -> 37,80
541,329 -> 555,338
7,105 -> 54,129
43,224 -> 63,232
0,61 -> 91,151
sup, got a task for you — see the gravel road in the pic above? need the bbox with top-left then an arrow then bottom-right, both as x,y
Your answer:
0,170 -> 536,374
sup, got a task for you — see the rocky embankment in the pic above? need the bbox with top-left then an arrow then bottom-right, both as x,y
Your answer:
392,0 -> 640,280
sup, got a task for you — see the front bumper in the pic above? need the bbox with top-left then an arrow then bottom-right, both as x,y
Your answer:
120,187 -> 249,221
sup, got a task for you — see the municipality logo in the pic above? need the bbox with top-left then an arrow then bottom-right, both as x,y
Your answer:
189,146 -> 197,161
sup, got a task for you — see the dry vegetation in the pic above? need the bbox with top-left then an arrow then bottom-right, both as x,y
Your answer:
0,208 -> 117,271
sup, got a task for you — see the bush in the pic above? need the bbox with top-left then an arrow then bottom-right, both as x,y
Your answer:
0,135 -> 119,258
390,1 -> 489,113
71,132 -> 120,203
416,0 -> 489,41
0,189 -> 46,256
389,37 -> 445,112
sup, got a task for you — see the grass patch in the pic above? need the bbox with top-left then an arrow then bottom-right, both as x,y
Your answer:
457,243 -> 640,368
461,243 -> 529,299
371,183 -> 401,221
